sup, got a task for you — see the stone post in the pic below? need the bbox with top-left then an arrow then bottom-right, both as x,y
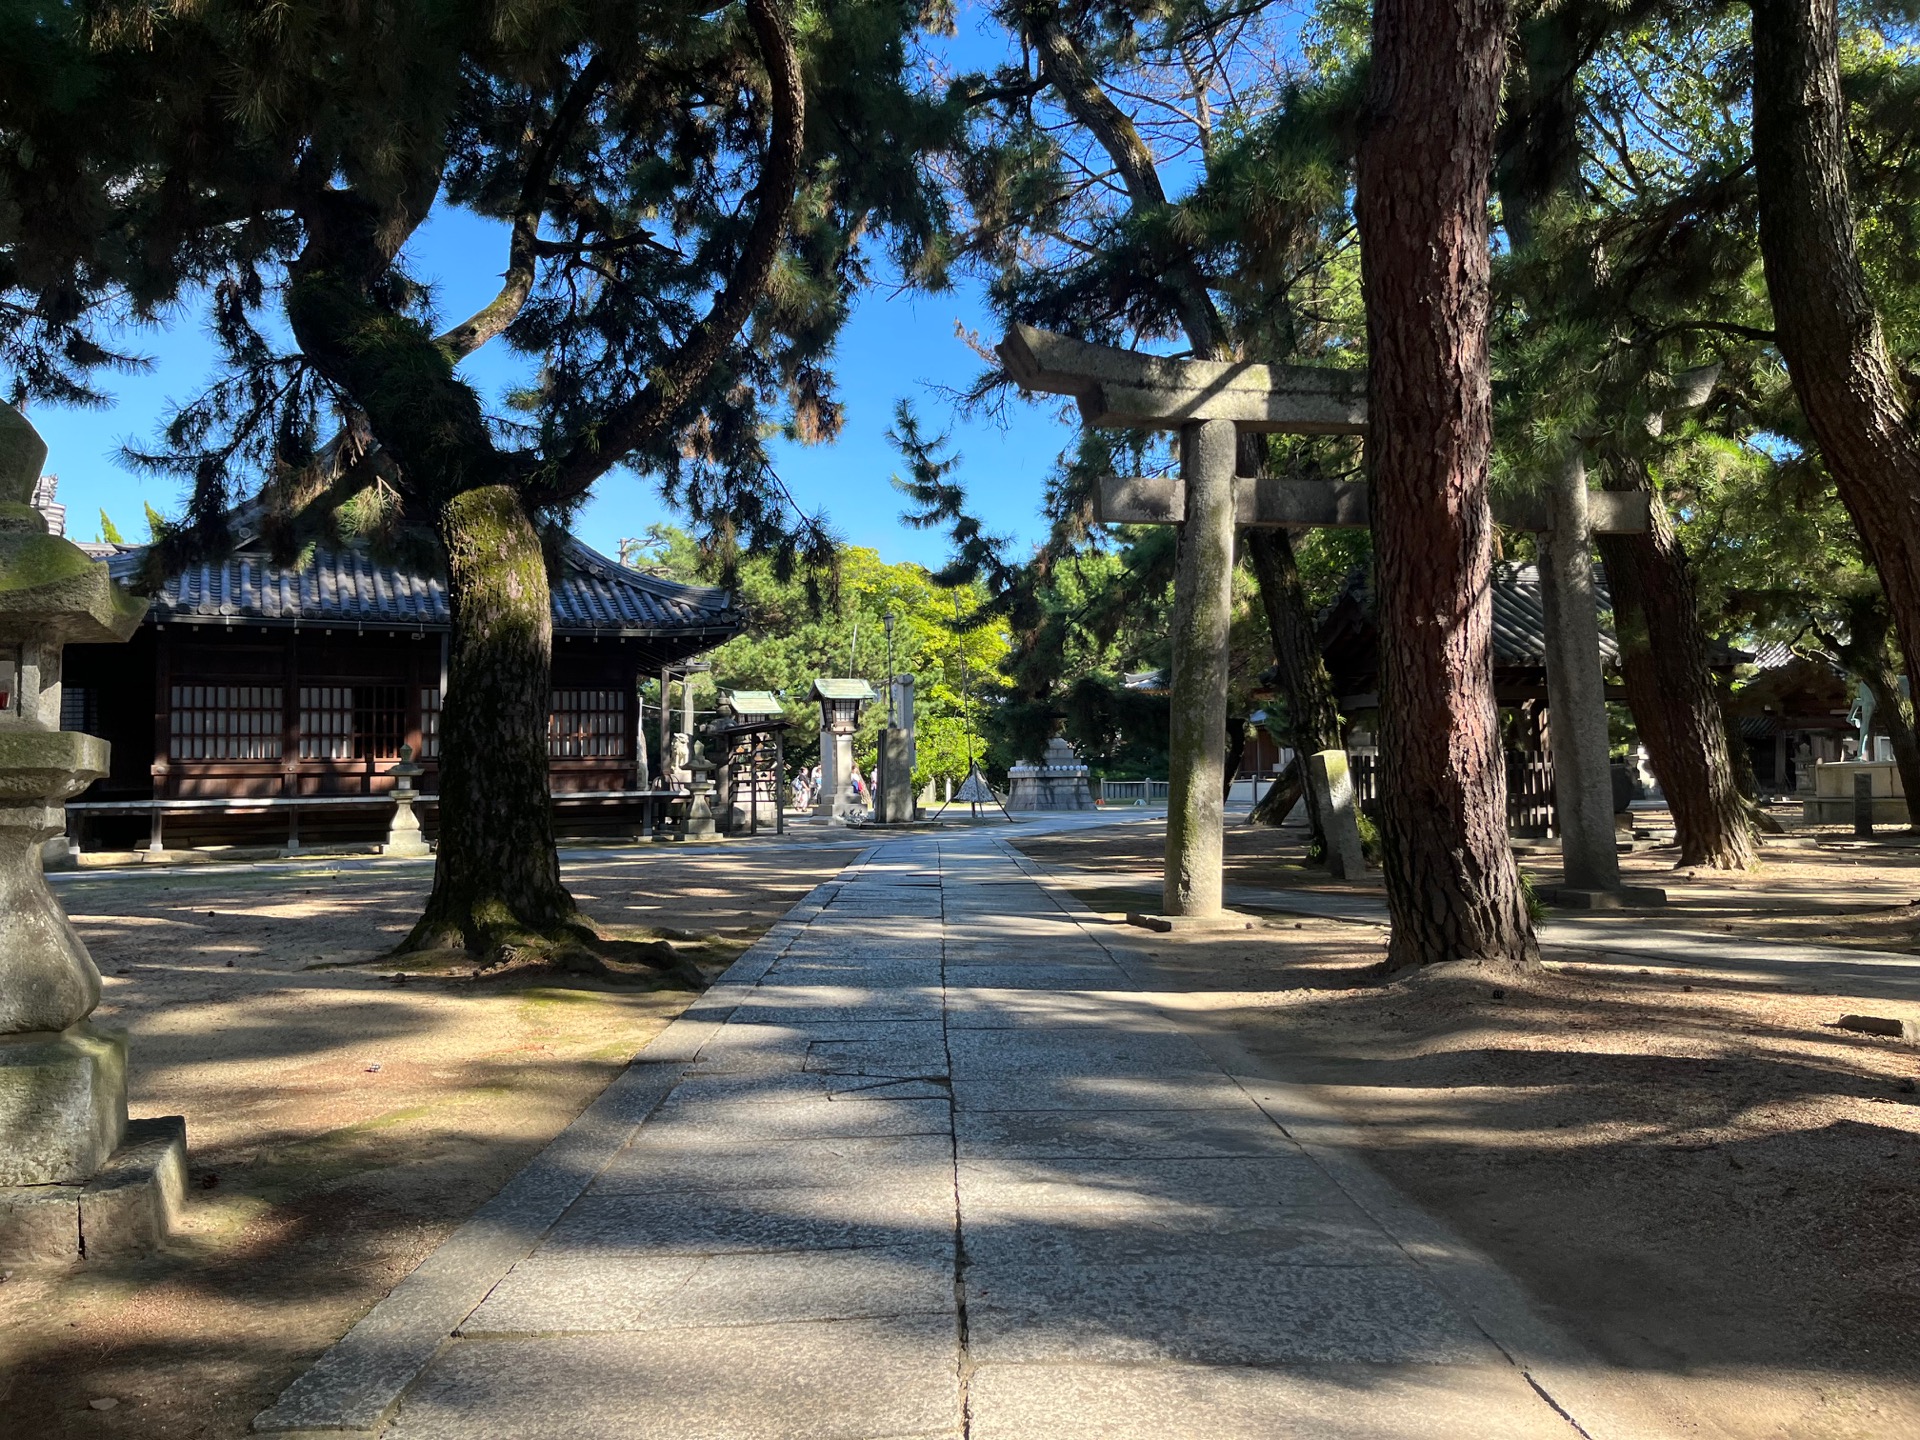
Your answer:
1855,771 -> 1875,838
829,730 -> 857,818
1306,750 -> 1368,880
0,402 -> 184,1268
1538,449 -> 1623,895
813,726 -> 838,817
1163,418 -> 1238,917
877,727 -> 914,824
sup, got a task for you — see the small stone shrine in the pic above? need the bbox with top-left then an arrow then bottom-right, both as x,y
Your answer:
0,401 -> 186,1267
1007,737 -> 1096,811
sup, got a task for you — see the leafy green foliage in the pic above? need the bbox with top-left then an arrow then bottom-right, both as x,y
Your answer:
638,524 -> 1009,788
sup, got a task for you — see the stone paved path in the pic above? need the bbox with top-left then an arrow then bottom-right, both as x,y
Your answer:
266,828 -> 1641,1438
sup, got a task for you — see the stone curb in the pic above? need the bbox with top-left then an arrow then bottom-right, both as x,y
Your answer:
250,852 -> 877,1436
994,837 -> 1684,1440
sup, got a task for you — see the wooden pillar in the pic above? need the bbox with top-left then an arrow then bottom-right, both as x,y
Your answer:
150,630 -> 171,830
1163,417 -> 1238,917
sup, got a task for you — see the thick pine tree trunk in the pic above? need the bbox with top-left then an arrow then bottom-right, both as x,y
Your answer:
1753,0 -> 1920,781
1245,529 -> 1343,845
1596,471 -> 1758,867
1355,0 -> 1537,970
404,484 -> 577,955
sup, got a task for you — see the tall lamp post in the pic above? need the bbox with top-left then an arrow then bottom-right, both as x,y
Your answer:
884,612 -> 896,725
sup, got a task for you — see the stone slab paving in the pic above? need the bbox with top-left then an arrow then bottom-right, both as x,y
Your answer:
260,827 -> 1662,1438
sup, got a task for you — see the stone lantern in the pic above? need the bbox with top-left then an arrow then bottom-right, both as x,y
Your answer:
808,678 -> 875,820
0,402 -> 184,1268
383,743 -> 432,858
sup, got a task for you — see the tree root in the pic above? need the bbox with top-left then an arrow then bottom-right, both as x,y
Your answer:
390,913 -> 708,990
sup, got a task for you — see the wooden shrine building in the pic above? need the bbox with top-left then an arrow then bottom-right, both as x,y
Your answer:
61,528 -> 739,850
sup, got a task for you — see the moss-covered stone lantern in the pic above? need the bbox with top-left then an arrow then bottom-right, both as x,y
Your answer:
0,402 -> 184,1268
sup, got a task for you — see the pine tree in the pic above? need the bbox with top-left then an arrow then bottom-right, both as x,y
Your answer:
0,0 -> 949,966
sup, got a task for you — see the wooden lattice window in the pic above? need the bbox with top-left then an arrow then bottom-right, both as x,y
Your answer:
299,685 -> 408,761
419,687 -> 442,760
549,689 -> 626,759
169,685 -> 284,761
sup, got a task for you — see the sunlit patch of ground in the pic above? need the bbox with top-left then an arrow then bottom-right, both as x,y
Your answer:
1016,823 -> 1920,1438
0,842 -> 855,1439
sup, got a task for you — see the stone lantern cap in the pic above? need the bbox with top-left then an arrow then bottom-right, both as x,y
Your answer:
0,406 -> 145,647
809,678 -> 876,734
809,678 -> 877,704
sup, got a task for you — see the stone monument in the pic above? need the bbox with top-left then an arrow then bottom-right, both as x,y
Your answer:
875,673 -> 916,825
1305,750 -> 1367,880
383,743 -> 432,857
0,402 -> 186,1268
1007,737 -> 1097,811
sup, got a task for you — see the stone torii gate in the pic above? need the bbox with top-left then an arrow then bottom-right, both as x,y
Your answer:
998,324 -> 1656,920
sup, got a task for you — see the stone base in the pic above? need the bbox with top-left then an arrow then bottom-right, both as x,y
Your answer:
653,831 -> 725,845
0,1024 -> 127,1185
1541,885 -> 1667,910
1125,911 -> 1258,934
0,1115 -> 186,1267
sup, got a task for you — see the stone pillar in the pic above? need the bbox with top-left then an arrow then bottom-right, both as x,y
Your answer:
1163,418 -> 1238,917
1306,750 -> 1368,880
813,726 -> 838,817
0,401 -> 184,1269
831,730 -> 857,817
877,727 -> 914,824
1538,449 -> 1622,895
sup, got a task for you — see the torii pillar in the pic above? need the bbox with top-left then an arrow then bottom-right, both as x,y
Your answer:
998,327 -> 1366,918
1089,427 -> 1667,912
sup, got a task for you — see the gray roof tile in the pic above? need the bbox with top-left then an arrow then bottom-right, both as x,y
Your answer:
109,537 -> 736,637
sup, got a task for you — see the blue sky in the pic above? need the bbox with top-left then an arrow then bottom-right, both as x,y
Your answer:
21,6 -> 1078,574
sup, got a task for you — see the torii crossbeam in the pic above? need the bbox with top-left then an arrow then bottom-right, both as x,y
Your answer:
999,324 -> 1647,918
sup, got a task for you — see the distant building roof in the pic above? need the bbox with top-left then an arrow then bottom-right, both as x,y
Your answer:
809,678 -> 877,703
1492,566 -> 1619,666
105,536 -> 737,640
723,689 -> 786,716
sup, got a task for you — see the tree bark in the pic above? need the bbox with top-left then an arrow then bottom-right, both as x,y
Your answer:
1245,528 -> 1343,845
1596,468 -> 1758,867
402,485 -> 576,954
1355,0 -> 1537,970
1250,764 -> 1307,827
1752,0 -> 1920,786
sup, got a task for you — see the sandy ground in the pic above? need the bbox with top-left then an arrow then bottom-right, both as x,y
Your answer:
1014,821 -> 1920,1440
1040,810 -> 1920,954
0,837 -> 862,1439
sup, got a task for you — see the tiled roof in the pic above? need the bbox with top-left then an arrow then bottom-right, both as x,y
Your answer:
1492,566 -> 1619,666
723,690 -> 786,716
810,678 -> 877,702
107,537 -> 736,638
